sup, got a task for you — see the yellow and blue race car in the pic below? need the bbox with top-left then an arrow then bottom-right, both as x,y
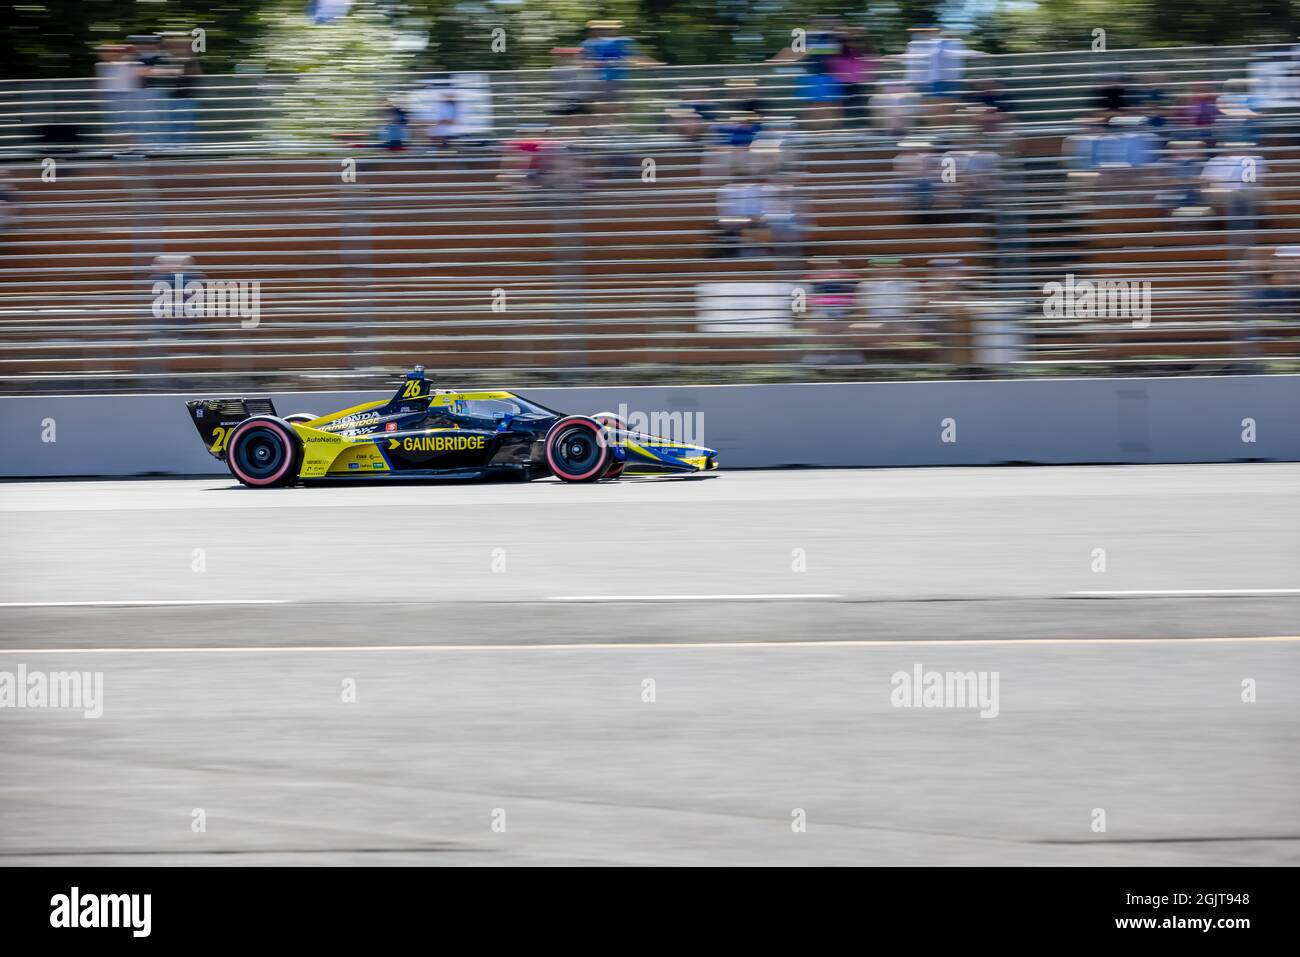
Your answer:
186,366 -> 719,488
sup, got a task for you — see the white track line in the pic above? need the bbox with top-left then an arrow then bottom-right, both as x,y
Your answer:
546,594 -> 844,602
0,600 -> 291,608
0,636 -> 1295,655
1071,589 -> 1300,597
0,591 -> 1293,607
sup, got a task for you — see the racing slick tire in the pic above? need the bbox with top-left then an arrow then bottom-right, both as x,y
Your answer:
284,412 -> 317,424
591,412 -> 627,479
226,415 -> 302,488
545,415 -> 612,483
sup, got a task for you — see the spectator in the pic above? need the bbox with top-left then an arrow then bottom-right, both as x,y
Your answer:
428,90 -> 460,149
162,34 -> 201,149
893,139 -> 939,213
963,103 -> 1007,141
148,254 -> 206,331
411,81 -> 464,149
0,168 -> 16,237
797,256 -> 864,364
701,110 -> 765,185
1217,79 -> 1261,145
859,257 -> 920,341
747,123 -> 796,178
724,77 -> 768,121
941,143 -> 1001,210
1230,246 -> 1286,364
94,44 -> 139,150
770,16 -> 846,132
920,259 -> 985,371
580,20 -> 660,116
1180,81 -> 1220,141
715,176 -> 766,257
131,35 -> 176,151
146,253 -> 207,390
1064,116 -> 1159,204
548,47 -> 599,127
873,81 -> 922,138
1272,248 -> 1300,321
757,172 -> 808,258
900,26 -> 981,123
968,80 -> 1012,137
1134,73 -> 1172,137
1163,138 -> 1209,215
498,125 -> 560,189
1201,148 -> 1266,237
380,97 -> 410,150
664,87 -> 715,143
827,27 -> 876,129
1244,247 -> 1291,318
972,78 -> 1009,113
717,110 -> 764,149
1093,116 -> 1160,169
1093,75 -> 1130,122
790,256 -> 894,364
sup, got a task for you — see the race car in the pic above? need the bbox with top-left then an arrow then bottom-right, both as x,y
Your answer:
186,366 -> 718,487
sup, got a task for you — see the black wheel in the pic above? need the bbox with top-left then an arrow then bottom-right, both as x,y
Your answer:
227,416 -> 300,488
545,416 -> 611,483
592,412 -> 626,479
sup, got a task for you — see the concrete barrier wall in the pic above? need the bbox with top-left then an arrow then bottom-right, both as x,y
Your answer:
1,376 -> 1296,478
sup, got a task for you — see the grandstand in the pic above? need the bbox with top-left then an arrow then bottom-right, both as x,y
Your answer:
0,43 -> 1297,393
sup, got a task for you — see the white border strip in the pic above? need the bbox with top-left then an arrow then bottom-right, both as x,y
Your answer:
1071,589 -> 1300,597
546,594 -> 844,602
0,600 -> 291,608
0,635 -> 1295,655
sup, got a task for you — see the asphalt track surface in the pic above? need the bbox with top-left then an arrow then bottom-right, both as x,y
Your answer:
1,465 -> 1297,865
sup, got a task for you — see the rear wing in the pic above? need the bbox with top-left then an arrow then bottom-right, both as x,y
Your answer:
186,397 -> 278,460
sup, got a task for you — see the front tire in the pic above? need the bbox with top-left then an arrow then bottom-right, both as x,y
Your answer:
592,412 -> 626,479
545,416 -> 611,483
227,416 -> 301,488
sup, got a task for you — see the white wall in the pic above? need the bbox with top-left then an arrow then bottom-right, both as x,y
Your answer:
1,376 -> 1295,478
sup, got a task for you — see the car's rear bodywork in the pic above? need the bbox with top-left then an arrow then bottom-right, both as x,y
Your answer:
185,369 -> 718,484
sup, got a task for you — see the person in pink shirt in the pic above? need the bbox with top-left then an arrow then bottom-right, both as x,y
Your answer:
827,27 -> 877,129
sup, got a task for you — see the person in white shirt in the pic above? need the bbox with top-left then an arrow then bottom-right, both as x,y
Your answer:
95,44 -> 140,149
716,178 -> 766,257
1201,151 -> 1266,236
757,172 -> 807,257
901,27 -> 979,99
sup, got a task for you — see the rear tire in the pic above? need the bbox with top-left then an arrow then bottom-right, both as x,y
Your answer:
227,416 -> 301,488
545,416 -> 611,483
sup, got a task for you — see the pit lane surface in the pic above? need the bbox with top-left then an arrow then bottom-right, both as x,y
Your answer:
1,466 -> 1297,864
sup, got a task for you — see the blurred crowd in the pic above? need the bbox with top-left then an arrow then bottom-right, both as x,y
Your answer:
94,34 -> 202,152
38,16 -> 1300,373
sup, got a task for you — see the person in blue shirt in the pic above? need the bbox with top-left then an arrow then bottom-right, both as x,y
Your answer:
580,20 -> 660,116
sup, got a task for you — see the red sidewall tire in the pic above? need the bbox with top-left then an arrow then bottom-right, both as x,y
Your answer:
545,416 -> 611,482
227,417 -> 300,488
592,413 -> 627,480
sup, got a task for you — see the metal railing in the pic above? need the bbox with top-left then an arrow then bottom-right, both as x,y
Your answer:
0,43 -> 1297,394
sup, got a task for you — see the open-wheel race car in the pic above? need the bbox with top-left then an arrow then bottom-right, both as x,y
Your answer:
186,366 -> 719,487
